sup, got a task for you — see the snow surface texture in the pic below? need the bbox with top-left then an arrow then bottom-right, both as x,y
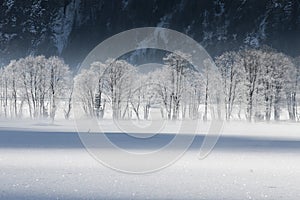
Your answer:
0,119 -> 300,200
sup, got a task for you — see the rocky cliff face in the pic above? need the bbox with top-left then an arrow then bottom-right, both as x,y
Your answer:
1,0 -> 300,68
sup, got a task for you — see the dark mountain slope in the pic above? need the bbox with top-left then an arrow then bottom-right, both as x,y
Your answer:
1,0 -> 300,67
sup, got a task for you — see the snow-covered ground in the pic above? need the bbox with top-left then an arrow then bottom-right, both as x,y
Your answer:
0,119 -> 300,199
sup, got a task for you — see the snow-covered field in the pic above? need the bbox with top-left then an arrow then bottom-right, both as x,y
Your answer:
0,119 -> 300,200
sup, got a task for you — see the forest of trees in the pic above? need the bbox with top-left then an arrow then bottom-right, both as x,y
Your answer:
0,47 -> 299,122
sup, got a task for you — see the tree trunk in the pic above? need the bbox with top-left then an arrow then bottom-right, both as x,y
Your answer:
274,89 -> 281,121
203,84 -> 208,122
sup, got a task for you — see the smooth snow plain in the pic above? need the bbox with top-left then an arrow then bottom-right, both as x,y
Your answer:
0,119 -> 300,200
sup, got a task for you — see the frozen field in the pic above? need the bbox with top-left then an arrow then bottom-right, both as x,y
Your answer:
0,119 -> 300,200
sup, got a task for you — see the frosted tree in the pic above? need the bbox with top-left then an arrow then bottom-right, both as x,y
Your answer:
294,56 -> 300,121
186,71 -> 202,120
162,51 -> 192,120
0,68 -> 4,117
235,47 -> 296,121
203,59 -> 223,121
141,73 -> 159,120
128,75 -> 144,120
151,67 -> 172,119
4,60 -> 21,118
239,48 -> 262,122
74,59 -> 136,119
0,55 -> 71,120
128,72 -> 159,120
215,51 -> 244,121
47,56 -> 71,121
74,61 -> 108,118
63,80 -> 73,120
256,48 -> 294,121
259,49 -> 277,121
271,53 -> 294,121
74,68 -> 97,117
16,55 -> 50,118
103,59 -> 136,120
17,57 -> 33,118
18,56 -> 38,118
0,66 -> 9,117
202,60 -> 211,121
200,59 -> 222,121
179,69 -> 200,120
90,61 -> 108,119
36,56 -> 51,118
283,56 -> 298,121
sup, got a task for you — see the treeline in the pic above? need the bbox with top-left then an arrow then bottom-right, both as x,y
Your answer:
0,47 -> 299,122
0,56 -> 72,120
74,47 -> 300,122
215,47 -> 299,122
